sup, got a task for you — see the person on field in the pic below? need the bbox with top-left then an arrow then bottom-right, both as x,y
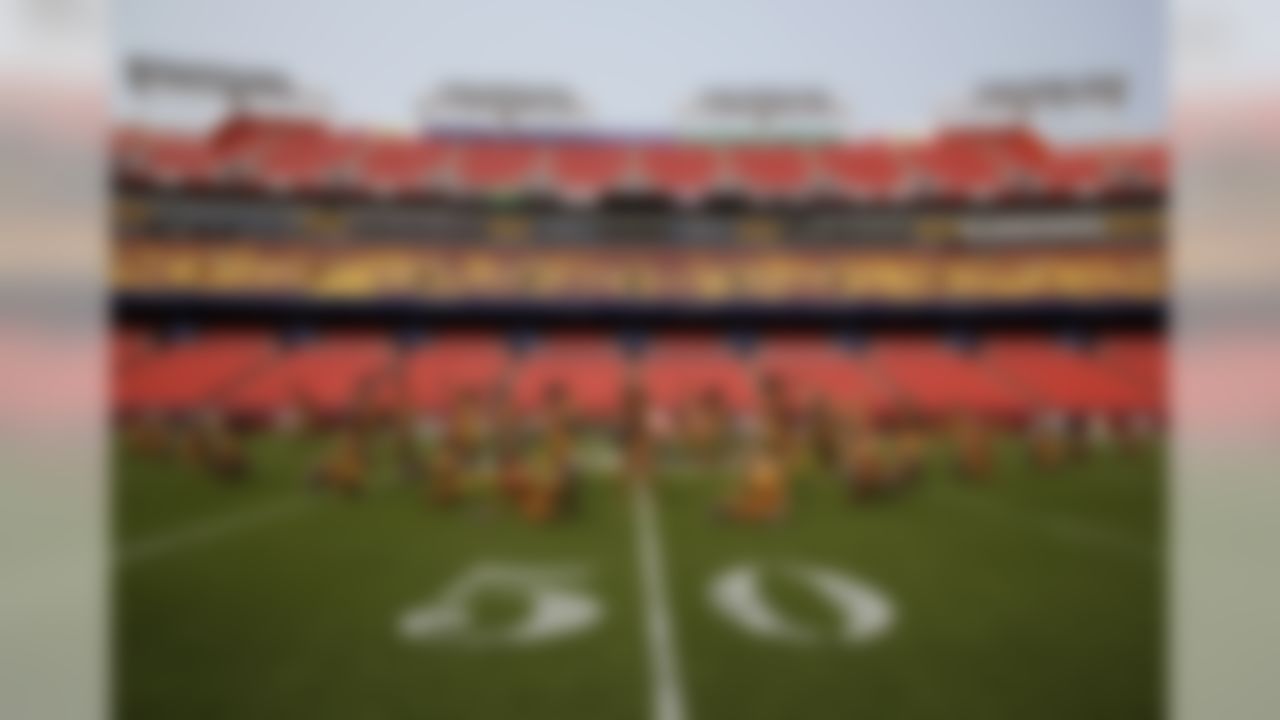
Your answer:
496,439 -> 531,508
619,374 -> 656,486
683,387 -> 734,472
174,415 -> 206,467
951,412 -> 995,482
427,439 -> 464,507
428,390 -> 495,509
516,428 -> 579,524
199,412 -> 250,483
539,382 -> 583,518
840,414 -> 890,502
497,391 -> 581,525
392,406 -> 426,487
805,395 -> 844,476
312,426 -> 368,498
718,446 -> 788,524
1028,408 -> 1073,470
124,412 -> 174,458
883,412 -> 927,494
759,372 -> 808,476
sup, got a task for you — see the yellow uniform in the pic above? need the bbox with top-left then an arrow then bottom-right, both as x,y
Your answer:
327,433 -> 366,497
954,417 -> 994,482
726,453 -> 787,523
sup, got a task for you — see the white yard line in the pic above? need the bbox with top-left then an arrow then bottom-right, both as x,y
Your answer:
119,497 -> 309,569
945,492 -> 1155,560
630,483 -> 689,720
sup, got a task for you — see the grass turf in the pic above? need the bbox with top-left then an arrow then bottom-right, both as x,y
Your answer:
115,433 -> 1162,719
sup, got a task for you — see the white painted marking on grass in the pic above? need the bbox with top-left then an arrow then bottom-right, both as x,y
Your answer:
710,563 -> 815,643
397,562 -> 602,648
946,493 -> 1154,560
119,497 -> 308,568
708,562 -> 895,646
801,564 -> 896,643
631,484 -> 688,720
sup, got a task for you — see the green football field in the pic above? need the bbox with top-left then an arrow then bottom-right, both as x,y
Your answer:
114,433 -> 1163,720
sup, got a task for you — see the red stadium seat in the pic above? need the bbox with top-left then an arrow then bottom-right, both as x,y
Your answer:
732,145 -> 811,198
129,132 -> 230,186
903,133 -> 1006,200
640,337 -> 756,414
639,143 -> 719,201
1123,144 -> 1168,187
112,329 -> 156,373
552,141 -> 629,201
982,338 -> 1150,416
756,337 -> 898,418
351,136 -> 449,195
510,335 -> 626,419
817,142 -> 906,201
1097,335 -> 1166,414
456,140 -> 541,192
254,129 -> 362,191
115,119 -> 1167,200
870,338 -> 1029,421
223,334 -> 393,419
115,331 -> 275,415
396,335 -> 511,415
1038,148 -> 1111,197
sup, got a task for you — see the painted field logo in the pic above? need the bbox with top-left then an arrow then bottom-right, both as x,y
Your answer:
397,562 -> 602,648
708,562 -> 895,646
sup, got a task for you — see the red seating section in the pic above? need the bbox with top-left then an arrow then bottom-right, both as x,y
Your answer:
511,337 -> 627,419
1097,335 -> 1166,413
756,337 -> 898,417
638,143 -> 719,201
256,130 -> 361,191
640,337 -> 757,414
224,335 -> 393,418
870,338 -> 1029,420
732,146 -> 811,197
115,331 -> 273,414
122,132 -> 227,184
113,329 -> 155,372
397,335 -> 510,414
903,137 -> 1003,200
116,117 -> 1164,200
818,142 -> 906,200
552,143 -> 629,200
983,338 -> 1151,416
113,331 -> 1167,421
353,137 -> 448,194
457,141 -> 541,191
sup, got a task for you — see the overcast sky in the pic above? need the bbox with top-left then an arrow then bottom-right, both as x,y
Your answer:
115,0 -> 1165,140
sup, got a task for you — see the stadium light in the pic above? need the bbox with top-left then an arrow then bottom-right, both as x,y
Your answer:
417,81 -> 586,135
127,56 -> 294,98
971,71 -> 1129,138
125,56 -> 325,127
682,86 -> 845,142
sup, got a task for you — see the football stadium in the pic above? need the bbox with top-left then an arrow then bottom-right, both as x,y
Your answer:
112,55 -> 1165,719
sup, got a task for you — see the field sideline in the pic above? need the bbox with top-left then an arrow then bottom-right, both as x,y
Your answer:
115,434 -> 1162,720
